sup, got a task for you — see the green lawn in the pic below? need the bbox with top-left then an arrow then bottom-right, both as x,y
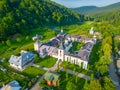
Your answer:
69,41 -> 84,51
22,66 -> 45,78
39,71 -> 85,90
61,61 -> 92,76
0,69 -> 29,89
63,23 -> 92,36
35,56 -> 57,68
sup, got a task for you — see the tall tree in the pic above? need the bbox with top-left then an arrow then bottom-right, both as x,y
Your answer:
66,81 -> 77,90
83,79 -> 88,90
88,80 -> 102,90
102,77 -> 115,90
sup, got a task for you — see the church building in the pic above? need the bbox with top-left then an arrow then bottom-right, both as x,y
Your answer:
34,29 -> 96,69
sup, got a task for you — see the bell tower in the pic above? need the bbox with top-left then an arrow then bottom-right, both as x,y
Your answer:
58,43 -> 64,61
34,40 -> 42,52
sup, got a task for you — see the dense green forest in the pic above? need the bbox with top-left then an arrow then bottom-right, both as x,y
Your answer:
71,2 -> 120,29
0,0 -> 85,40
92,10 -> 120,26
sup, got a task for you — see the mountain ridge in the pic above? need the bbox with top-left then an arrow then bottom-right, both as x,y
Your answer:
71,6 -> 98,14
71,2 -> 120,15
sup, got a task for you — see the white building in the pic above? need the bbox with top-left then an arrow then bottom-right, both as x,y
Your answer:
9,51 -> 34,71
34,40 -> 42,51
1,80 -> 21,90
89,27 -> 94,35
34,30 -> 96,69
58,43 -> 89,69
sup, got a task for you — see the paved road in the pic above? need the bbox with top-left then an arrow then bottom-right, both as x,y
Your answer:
109,57 -> 120,90
60,67 -> 90,80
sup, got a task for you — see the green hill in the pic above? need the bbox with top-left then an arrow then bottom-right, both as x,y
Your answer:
0,0 -> 84,40
87,2 -> 120,15
93,10 -> 120,25
71,2 -> 120,25
71,2 -> 120,15
71,6 -> 98,14
89,2 -> 120,26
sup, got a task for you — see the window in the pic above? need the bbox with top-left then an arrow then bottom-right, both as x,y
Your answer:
60,50 -> 62,57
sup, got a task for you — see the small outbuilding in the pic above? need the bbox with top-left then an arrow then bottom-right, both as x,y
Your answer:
44,72 -> 60,86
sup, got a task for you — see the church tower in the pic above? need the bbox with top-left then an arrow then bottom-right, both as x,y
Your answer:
58,43 -> 64,61
34,40 -> 42,52
89,27 -> 94,35
61,29 -> 63,33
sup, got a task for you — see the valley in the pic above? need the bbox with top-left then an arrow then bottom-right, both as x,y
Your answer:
0,0 -> 120,90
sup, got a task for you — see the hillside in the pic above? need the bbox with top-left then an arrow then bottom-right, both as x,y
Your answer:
71,2 -> 120,15
90,2 -> 120,26
93,10 -> 120,25
71,6 -> 98,14
71,2 -> 120,26
0,0 -> 84,40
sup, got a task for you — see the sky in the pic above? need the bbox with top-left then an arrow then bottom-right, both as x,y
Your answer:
51,0 -> 120,8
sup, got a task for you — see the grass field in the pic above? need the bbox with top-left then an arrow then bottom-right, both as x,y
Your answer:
35,56 -> 57,68
63,23 -> 92,36
69,41 -> 84,51
22,66 -> 45,78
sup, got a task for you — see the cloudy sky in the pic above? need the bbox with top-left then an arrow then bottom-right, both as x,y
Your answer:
51,0 -> 120,8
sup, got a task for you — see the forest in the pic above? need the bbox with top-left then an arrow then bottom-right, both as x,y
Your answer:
72,2 -> 120,27
93,10 -> 120,26
0,0 -> 85,40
